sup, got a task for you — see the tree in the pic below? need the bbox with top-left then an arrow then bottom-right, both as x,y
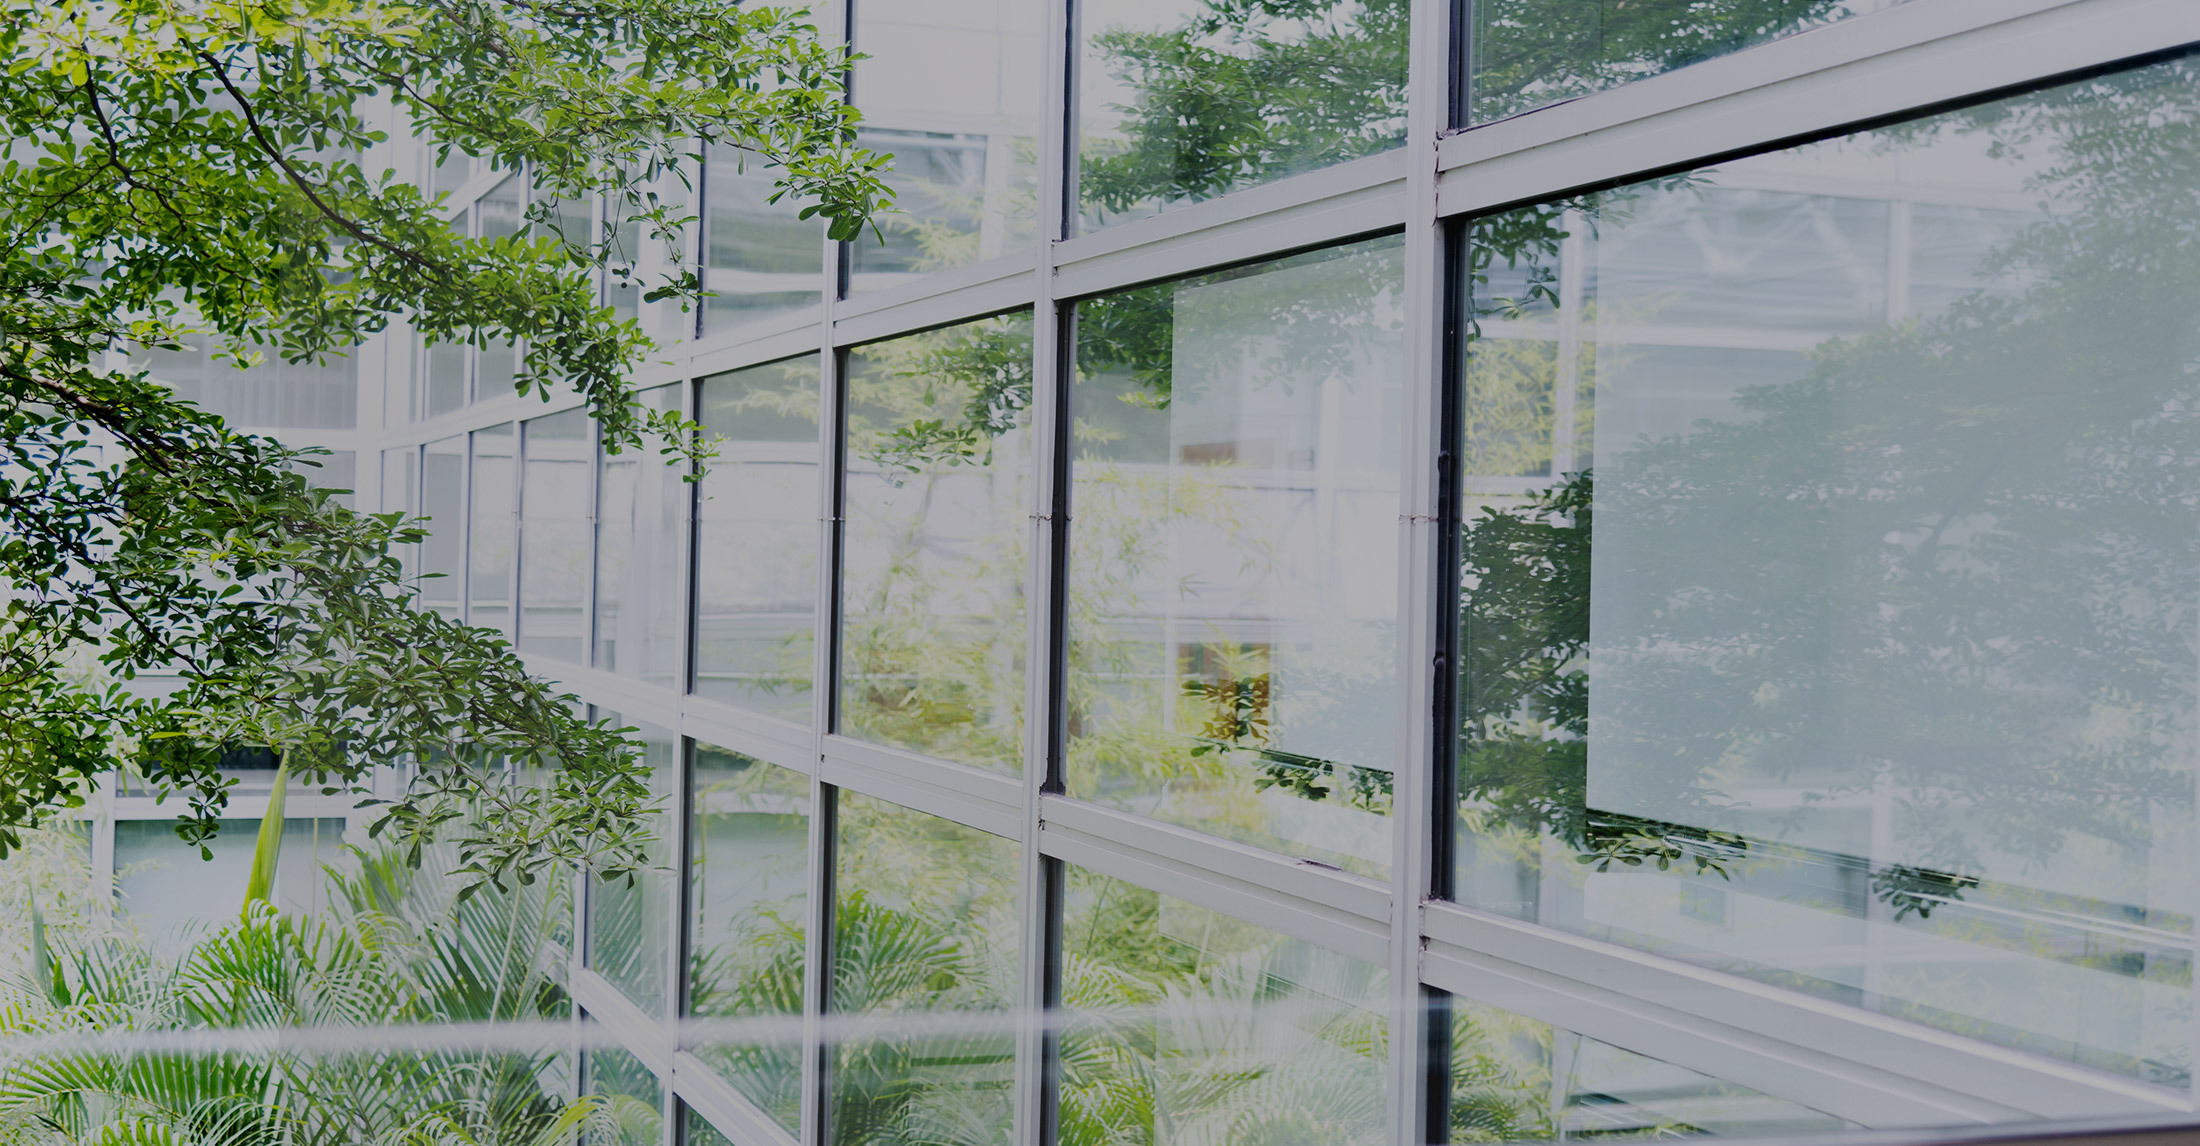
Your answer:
0,0 -> 892,886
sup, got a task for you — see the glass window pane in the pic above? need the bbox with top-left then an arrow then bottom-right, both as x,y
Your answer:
425,147 -> 470,198
830,793 -> 1018,1146
606,190 -> 643,322
1453,57 -> 2200,1090
583,1040 -> 665,1146
1059,866 -> 1389,1144
1443,997 -> 1846,1140
588,717 -> 676,1016
687,745 -> 811,1133
839,313 -> 1034,772
1466,0 -> 1878,125
296,450 -> 355,509
469,423 -> 517,637
426,337 -> 468,417
1076,0 -> 1406,231
479,339 -> 519,404
702,144 -> 822,335
696,358 -> 821,721
478,173 -> 525,241
520,408 -> 594,660
1066,236 -> 1404,875
594,386 -> 688,686
849,0 -> 1041,291
115,817 -> 347,953
421,433 -> 467,620
386,333 -> 419,425
383,446 -> 419,580
132,335 -> 358,431
682,1105 -> 737,1146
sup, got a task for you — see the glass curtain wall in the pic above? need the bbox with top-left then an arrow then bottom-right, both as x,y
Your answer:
420,433 -> 467,620
1075,0 -> 1405,227
588,716 -> 679,1016
829,792 -> 1020,1146
702,143 -> 822,333
326,6 -> 2200,1146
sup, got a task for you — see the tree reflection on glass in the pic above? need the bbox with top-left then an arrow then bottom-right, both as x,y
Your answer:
1067,237 -> 1405,875
686,745 -> 810,1133
829,793 -> 1018,1146
839,314 -> 1035,772
848,0 -> 1041,290
1466,0 -> 1859,124
1077,0 -> 1406,228
1455,59 -> 2200,1086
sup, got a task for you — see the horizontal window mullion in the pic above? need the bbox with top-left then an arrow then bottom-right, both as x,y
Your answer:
679,694 -> 818,778
1053,163 -> 1410,300
828,271 -> 1038,350
1421,902 -> 2187,1125
1038,796 -> 1391,964
817,735 -> 1024,841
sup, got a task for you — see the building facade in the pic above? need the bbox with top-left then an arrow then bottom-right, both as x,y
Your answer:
109,0 -> 2200,1143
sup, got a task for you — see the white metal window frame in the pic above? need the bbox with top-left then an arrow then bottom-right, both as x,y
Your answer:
322,1 -> 2200,1142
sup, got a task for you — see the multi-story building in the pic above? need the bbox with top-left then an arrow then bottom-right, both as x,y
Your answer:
93,0 -> 2200,1142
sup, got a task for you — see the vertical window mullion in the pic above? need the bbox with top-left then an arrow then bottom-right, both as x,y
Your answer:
1397,0 -> 1461,1136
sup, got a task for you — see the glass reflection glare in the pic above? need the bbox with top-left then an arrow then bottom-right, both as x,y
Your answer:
1465,0 -> 1878,124
519,407 -> 591,660
702,142 -> 822,333
594,385 -> 687,687
1444,998 -> 1845,1141
467,422 -> 515,636
849,0 -> 1039,290
1454,58 -> 2200,1087
695,358 -> 822,722
420,433 -> 466,620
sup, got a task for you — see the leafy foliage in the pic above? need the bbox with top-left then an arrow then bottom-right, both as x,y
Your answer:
0,0 -> 891,884
0,830 -> 589,1146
